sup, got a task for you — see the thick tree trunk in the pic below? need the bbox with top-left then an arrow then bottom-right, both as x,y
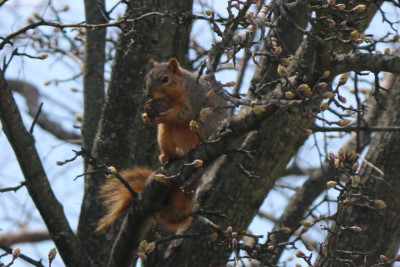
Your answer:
77,0 -> 193,265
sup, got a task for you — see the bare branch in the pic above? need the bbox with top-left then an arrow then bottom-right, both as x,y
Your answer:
0,230 -> 50,246
0,70 -> 87,266
7,80 -> 81,142
331,53 -> 400,76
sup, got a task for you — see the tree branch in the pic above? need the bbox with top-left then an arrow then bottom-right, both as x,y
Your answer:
7,80 -> 81,142
0,230 -> 50,246
331,53 -> 400,76
0,70 -> 87,266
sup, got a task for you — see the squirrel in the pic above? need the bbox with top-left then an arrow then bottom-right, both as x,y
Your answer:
96,58 -> 227,232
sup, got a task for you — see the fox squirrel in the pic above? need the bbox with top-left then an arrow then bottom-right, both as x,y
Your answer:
97,58 -> 227,232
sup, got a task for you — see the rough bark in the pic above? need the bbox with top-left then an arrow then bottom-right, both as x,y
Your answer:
82,0 -> 107,159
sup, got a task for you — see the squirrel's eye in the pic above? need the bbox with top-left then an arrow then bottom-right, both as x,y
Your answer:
161,76 -> 169,84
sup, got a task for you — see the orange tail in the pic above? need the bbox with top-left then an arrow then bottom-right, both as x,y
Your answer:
96,167 -> 152,231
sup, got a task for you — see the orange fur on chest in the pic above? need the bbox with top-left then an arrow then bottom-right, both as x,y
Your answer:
158,123 -> 200,160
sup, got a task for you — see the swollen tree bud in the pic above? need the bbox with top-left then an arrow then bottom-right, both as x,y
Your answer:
205,10 -> 213,16
285,91 -> 295,99
338,120 -> 351,126
295,250 -> 306,258
352,175 -> 361,186
338,73 -> 349,85
12,247 -> 21,258
320,102 -> 329,111
322,71 -> 331,79
277,64 -> 288,78
300,220 -> 313,228
327,181 -> 337,188
351,4 -> 366,13
372,200 -> 387,209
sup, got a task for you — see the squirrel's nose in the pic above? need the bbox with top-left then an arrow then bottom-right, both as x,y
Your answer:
146,90 -> 153,98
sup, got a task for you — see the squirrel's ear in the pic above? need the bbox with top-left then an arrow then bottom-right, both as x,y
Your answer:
168,58 -> 181,75
149,59 -> 158,68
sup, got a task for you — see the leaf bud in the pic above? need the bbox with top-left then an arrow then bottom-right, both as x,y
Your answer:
277,64 -> 288,78
327,181 -> 337,188
139,240 -> 148,252
189,120 -> 199,131
384,48 -> 390,55
12,247 -> 21,258
335,4 -> 346,9
205,10 -> 213,16
107,166 -> 117,174
48,248 -> 57,262
281,227 -> 291,233
338,120 -> 351,127
351,175 -> 361,186
280,58 -> 291,67
206,90 -> 216,97
328,151 -> 335,161
322,92 -> 334,99
295,249 -> 306,258
338,148 -> 345,161
285,91 -> 295,99
297,84 -> 311,97
267,245 -> 275,250
192,159 -> 203,168
38,53 -> 49,60
346,149 -> 356,162
245,12 -> 253,20
322,71 -> 331,79
200,107 -> 212,117
349,226 -> 363,232
350,30 -> 360,40
338,73 -> 349,85
300,220 -> 313,228
326,19 -> 335,26
372,200 -> 386,209
380,255 -> 388,263
318,82 -> 328,88
338,95 -> 347,103
225,81 -> 236,87
320,102 -> 329,111
154,174 -> 166,183
351,4 -> 366,13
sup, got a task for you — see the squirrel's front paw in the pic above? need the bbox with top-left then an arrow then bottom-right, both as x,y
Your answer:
154,109 -> 179,123
159,153 -> 169,164
142,113 -> 154,124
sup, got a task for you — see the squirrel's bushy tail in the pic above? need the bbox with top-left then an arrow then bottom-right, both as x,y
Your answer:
96,167 -> 152,232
